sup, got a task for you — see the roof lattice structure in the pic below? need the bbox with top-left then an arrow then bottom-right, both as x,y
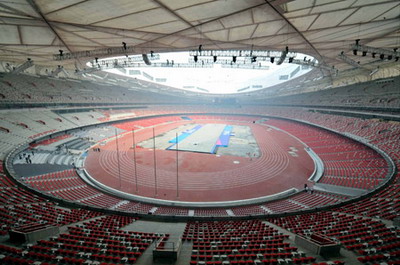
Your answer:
0,0 -> 398,72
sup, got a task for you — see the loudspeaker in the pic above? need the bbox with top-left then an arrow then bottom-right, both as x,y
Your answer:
142,54 -> 151,65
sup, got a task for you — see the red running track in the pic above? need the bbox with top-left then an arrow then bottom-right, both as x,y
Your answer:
84,118 -> 314,202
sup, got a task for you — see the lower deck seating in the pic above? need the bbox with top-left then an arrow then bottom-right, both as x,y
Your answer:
22,170 -> 129,210
194,208 -> 228,217
153,206 -> 189,216
0,169 -> 102,236
184,220 -> 321,265
18,168 -> 357,217
335,183 -> 400,220
0,215 -> 166,265
270,211 -> 400,264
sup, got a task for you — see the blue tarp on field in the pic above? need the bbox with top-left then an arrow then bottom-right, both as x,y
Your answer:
210,125 -> 233,153
217,125 -> 233,147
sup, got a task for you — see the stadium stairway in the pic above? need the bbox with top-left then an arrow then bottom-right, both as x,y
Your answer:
123,220 -> 189,265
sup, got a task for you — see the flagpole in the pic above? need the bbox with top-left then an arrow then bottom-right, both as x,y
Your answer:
153,127 -> 158,196
176,132 -> 179,198
132,128 -> 138,192
115,129 -> 122,189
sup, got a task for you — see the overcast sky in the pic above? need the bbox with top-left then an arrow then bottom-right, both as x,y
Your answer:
106,51 -> 314,94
